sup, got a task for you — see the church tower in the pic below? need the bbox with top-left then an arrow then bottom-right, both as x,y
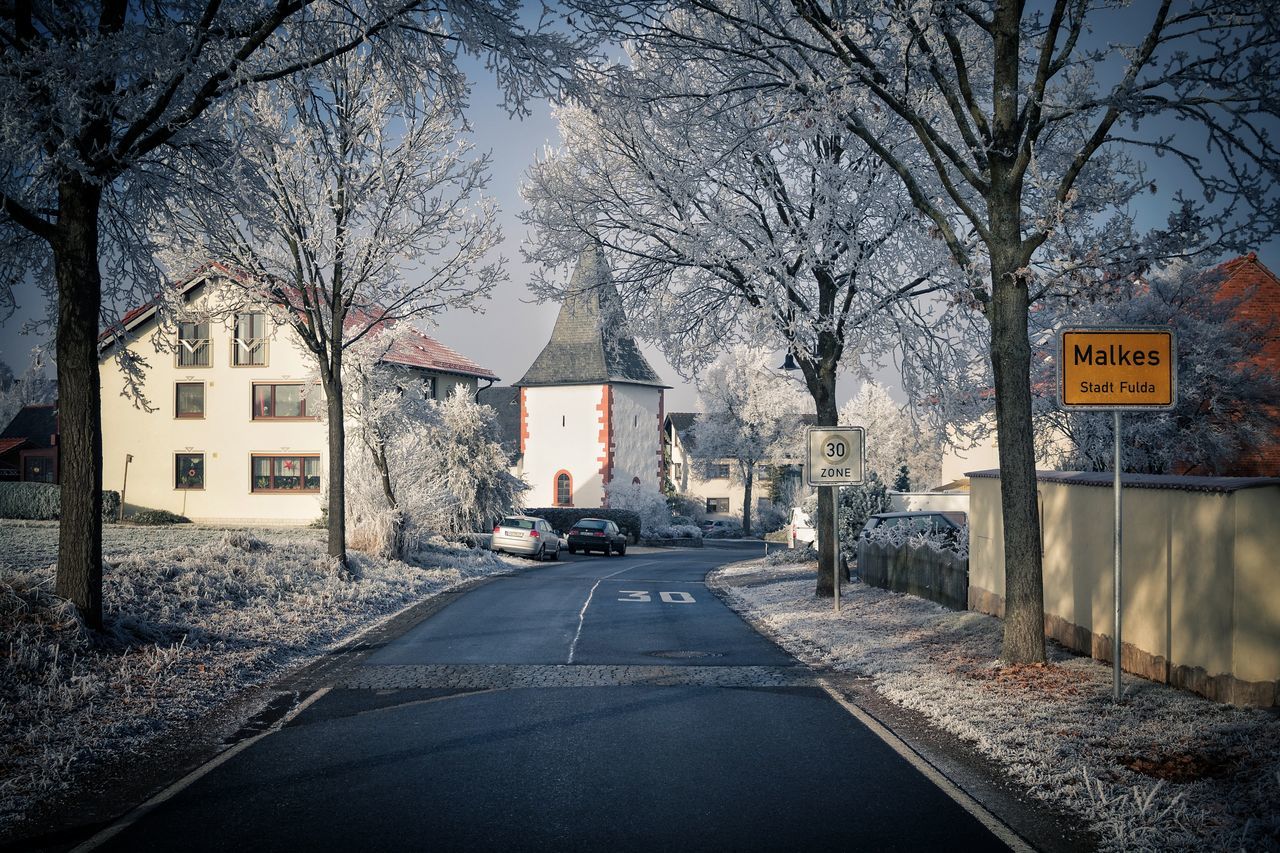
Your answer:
515,245 -> 668,509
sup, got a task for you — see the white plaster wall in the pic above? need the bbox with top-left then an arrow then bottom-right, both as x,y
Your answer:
100,290 -> 324,524
522,384 -> 606,508
609,385 -> 662,492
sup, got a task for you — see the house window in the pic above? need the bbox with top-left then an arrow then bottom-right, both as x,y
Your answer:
233,312 -> 268,366
426,376 -> 437,399
251,454 -> 321,492
177,319 -> 211,367
22,453 -> 55,483
555,470 -> 573,506
707,497 -> 730,514
253,383 -> 311,419
709,463 -> 731,479
175,382 -> 205,419
672,462 -> 683,481
175,453 -> 204,490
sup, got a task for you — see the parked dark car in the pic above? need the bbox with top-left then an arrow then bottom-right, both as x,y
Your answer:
860,511 -> 965,545
567,518 -> 627,556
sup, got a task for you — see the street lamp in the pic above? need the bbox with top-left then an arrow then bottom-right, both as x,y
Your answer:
778,352 -> 799,371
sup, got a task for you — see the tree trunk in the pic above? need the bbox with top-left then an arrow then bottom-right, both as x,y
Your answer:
809,364 -> 839,597
52,177 -> 105,629
741,466 -> 753,536
324,369 -> 348,570
988,254 -> 1046,664
986,0 -> 1046,664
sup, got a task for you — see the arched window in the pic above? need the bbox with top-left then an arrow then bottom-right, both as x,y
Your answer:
555,471 -> 573,506
632,476 -> 641,485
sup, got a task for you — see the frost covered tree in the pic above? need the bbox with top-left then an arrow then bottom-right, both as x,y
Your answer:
692,347 -> 813,536
523,28 -> 954,596
165,50 -> 503,570
0,0 -> 579,627
561,0 -> 1280,662
343,331 -> 526,554
838,382 -> 942,492
0,348 -> 56,430
1033,260 -> 1280,476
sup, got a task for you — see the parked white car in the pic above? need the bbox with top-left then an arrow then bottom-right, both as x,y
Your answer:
490,515 -> 561,561
789,507 -> 815,549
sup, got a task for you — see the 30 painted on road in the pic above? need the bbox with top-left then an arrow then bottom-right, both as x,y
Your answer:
1058,328 -> 1177,410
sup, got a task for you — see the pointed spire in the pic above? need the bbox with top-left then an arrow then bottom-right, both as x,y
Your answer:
516,244 -> 667,388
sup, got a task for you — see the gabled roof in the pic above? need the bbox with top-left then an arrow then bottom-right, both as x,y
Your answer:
100,263 -> 496,380
0,403 -> 57,449
516,245 -> 667,388
366,321 -> 497,380
665,412 -> 699,451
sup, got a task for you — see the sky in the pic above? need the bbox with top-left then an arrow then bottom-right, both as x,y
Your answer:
1,10 -> 1276,416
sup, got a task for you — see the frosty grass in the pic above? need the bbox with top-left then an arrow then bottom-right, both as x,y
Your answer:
0,520 -> 527,835
711,557 -> 1280,853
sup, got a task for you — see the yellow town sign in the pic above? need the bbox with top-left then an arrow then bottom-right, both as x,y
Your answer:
1058,328 -> 1177,410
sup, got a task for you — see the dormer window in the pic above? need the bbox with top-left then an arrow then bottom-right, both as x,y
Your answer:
177,319 -> 211,367
233,312 -> 267,366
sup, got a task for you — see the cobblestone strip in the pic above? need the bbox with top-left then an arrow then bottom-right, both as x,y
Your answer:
340,664 -> 817,690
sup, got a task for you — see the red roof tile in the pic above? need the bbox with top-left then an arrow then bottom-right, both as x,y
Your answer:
377,325 -> 497,380
0,437 -> 27,455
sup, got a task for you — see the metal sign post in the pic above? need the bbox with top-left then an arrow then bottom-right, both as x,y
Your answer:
1059,328 -> 1176,702
805,426 -> 866,613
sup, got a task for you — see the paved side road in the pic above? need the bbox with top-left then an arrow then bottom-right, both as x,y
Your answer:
77,544 -> 1018,852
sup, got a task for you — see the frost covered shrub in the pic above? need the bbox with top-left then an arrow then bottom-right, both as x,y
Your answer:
754,503 -> 788,534
864,518 -> 968,557
343,365 -> 526,556
835,473 -> 891,564
129,509 -> 190,525
648,524 -> 702,540
604,481 -> 671,531
526,508 -> 643,543
666,493 -> 706,523
704,519 -> 743,538
764,544 -> 817,565
0,482 -> 121,521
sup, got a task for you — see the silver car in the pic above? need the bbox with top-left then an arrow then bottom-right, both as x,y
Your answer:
490,515 -> 561,560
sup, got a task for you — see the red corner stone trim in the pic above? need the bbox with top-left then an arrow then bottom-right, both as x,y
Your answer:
596,384 -> 612,507
519,388 -> 529,455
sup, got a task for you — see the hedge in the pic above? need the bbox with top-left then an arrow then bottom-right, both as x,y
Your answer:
524,507 -> 643,544
0,482 -> 122,522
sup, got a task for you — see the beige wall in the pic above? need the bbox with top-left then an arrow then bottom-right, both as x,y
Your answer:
970,474 -> 1280,706
101,288 -> 325,524
101,282 -> 485,525
521,384 -> 607,509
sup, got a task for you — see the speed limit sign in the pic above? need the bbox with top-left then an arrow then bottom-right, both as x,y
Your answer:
805,426 -> 865,486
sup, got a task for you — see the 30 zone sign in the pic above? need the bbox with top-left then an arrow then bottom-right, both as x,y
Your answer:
805,426 -> 866,486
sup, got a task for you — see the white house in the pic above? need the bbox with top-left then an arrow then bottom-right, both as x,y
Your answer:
479,245 -> 668,509
98,265 -> 497,524
664,411 -> 812,523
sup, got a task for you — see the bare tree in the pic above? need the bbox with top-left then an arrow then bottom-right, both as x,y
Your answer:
165,49 -> 503,570
693,346 -> 812,536
562,0 -> 1280,662
0,0 -> 579,626
523,40 -> 953,596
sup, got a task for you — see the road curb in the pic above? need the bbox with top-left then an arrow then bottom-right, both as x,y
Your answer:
705,561 -> 1099,853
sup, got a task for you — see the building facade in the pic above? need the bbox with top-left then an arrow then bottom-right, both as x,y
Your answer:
498,245 -> 668,509
98,267 -> 496,524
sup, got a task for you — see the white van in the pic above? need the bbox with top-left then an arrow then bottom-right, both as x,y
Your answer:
789,506 -> 816,549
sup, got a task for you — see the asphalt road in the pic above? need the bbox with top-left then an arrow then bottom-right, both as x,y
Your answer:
90,542 -> 1010,852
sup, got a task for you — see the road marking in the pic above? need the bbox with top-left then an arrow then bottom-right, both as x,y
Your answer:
618,590 -> 651,602
815,677 -> 1033,853
659,591 -> 695,604
71,686 -> 332,853
566,560 -> 658,664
